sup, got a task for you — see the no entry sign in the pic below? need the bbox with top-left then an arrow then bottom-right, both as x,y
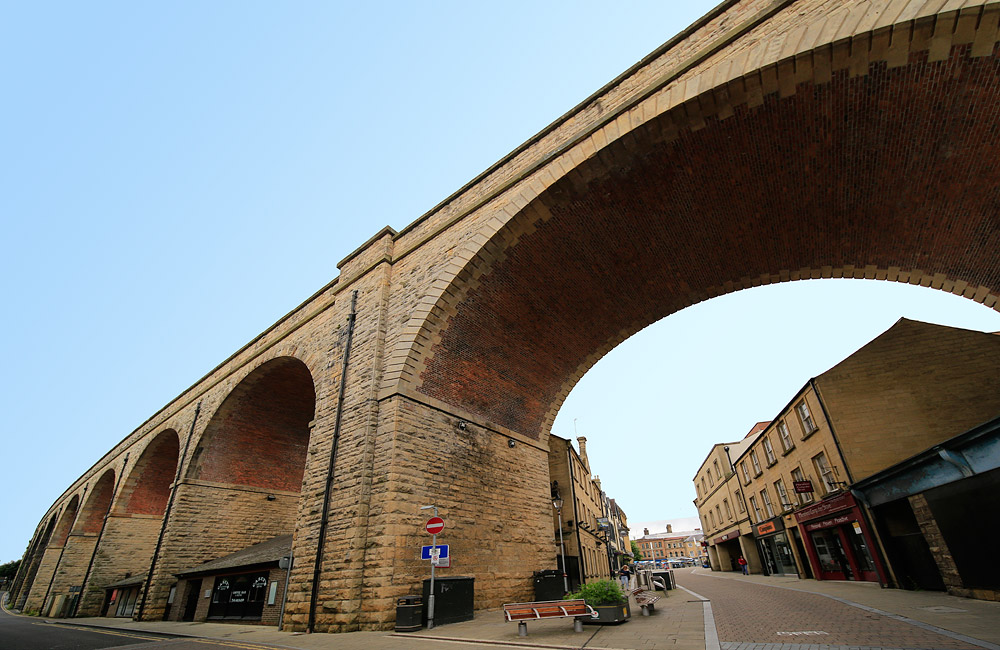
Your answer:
425,516 -> 445,534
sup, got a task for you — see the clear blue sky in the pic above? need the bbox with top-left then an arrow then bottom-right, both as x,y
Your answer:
2,1 -> 999,564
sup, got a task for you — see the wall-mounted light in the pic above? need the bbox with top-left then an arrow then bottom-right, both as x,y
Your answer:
266,494 -> 276,501
458,421 -> 467,430
507,439 -> 516,448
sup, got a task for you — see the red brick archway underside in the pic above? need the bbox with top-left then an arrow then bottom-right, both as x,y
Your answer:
418,46 -> 1000,439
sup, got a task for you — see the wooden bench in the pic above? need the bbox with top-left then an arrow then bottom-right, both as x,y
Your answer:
631,588 -> 661,616
503,599 -> 598,636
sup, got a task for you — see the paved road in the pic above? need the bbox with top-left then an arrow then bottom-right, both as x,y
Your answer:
0,594 -> 292,650
677,569 -> 986,650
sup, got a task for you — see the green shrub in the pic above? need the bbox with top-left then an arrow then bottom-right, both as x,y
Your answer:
564,579 -> 626,606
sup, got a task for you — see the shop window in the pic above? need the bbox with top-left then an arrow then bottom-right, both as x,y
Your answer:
208,572 -> 269,620
762,436 -> 776,465
760,488 -> 775,518
750,450 -> 762,476
774,478 -> 792,510
813,452 -> 836,494
741,461 -> 751,485
797,400 -> 817,436
778,420 -> 794,452
792,467 -> 814,504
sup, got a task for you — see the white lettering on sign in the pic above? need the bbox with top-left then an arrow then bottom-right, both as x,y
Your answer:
777,631 -> 829,636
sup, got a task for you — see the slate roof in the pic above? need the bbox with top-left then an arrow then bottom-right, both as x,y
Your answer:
104,573 -> 146,589
175,535 -> 292,577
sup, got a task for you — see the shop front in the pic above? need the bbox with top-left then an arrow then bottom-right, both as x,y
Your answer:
711,529 -> 743,572
795,492 -> 886,584
752,518 -> 798,577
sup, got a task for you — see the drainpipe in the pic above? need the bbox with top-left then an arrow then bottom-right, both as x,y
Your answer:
308,290 -> 358,633
566,446 -> 586,587
72,453 -> 128,617
135,402 -> 201,621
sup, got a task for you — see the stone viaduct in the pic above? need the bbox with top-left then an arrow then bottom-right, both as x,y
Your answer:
10,0 -> 1000,632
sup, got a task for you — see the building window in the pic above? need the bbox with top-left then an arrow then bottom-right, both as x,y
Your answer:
741,461 -> 751,485
797,400 -> 817,435
774,478 -> 792,510
791,467 -> 813,504
715,504 -> 722,525
735,491 -> 745,512
760,488 -> 774,518
777,420 -> 794,452
708,510 -> 715,528
762,435 -> 776,465
813,452 -> 836,494
707,471 -> 714,488
723,498 -> 732,519
748,495 -> 763,523
750,450 -> 762,476
714,459 -> 722,479
701,478 -> 707,495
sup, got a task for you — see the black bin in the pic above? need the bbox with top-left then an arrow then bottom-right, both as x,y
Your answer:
395,595 -> 423,632
533,569 -> 565,601
422,576 -> 474,626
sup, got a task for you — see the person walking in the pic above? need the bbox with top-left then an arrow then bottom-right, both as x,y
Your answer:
618,562 -> 632,590
737,555 -> 749,575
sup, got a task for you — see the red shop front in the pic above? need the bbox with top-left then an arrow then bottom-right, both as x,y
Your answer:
794,492 -> 887,584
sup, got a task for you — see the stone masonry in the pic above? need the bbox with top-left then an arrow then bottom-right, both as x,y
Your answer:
11,0 -> 1000,632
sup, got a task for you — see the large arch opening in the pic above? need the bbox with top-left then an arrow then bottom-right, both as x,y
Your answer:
187,357 -> 315,492
21,495 -> 79,612
76,430 -> 181,616
414,45 -> 1000,441
147,356 -> 316,623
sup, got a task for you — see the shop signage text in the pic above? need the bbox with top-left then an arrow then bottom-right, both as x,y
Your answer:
804,514 -> 852,532
713,530 -> 740,544
795,491 -> 855,523
756,521 -> 777,535
793,480 -> 814,493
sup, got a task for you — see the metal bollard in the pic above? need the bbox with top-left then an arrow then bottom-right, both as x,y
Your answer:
518,621 -> 527,636
574,618 -> 584,632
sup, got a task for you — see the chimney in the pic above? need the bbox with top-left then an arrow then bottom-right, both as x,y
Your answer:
666,524 -> 673,533
576,437 -> 589,470
593,475 -> 602,491
643,527 -> 649,536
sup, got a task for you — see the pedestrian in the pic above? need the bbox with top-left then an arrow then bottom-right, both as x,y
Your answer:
618,562 -> 632,590
737,555 -> 749,575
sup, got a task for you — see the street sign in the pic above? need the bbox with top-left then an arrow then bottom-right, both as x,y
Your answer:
421,544 -> 450,560
425,516 -> 445,534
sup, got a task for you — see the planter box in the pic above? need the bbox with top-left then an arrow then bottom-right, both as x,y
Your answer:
581,600 -> 630,625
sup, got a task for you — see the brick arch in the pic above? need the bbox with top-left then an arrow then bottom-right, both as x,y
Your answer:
115,429 -> 179,516
399,5 -> 1000,440
74,470 -> 116,535
51,495 -> 79,548
187,356 -> 316,492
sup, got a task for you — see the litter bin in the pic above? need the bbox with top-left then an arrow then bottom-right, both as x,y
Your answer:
652,570 -> 675,590
422,576 -> 474,626
533,569 -> 565,601
395,595 -> 423,632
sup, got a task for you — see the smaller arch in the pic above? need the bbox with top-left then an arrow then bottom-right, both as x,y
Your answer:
187,357 -> 316,492
74,470 -> 116,535
51,495 -> 80,548
114,429 -> 179,516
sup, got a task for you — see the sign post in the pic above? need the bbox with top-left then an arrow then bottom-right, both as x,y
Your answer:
420,506 -> 444,629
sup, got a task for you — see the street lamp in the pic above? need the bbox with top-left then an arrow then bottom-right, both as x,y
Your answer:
552,497 -> 569,594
